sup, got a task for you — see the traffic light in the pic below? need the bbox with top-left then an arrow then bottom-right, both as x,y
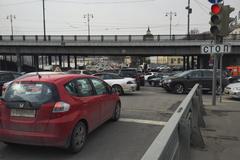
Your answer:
223,5 -> 235,36
210,3 -> 224,36
210,3 -> 235,37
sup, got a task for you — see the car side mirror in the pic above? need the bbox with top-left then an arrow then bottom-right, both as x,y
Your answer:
0,96 -> 5,102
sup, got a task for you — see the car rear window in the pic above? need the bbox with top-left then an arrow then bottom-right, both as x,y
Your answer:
4,82 -> 59,105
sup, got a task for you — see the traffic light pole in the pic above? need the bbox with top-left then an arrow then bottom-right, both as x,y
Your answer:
212,36 -> 223,106
212,51 -> 218,106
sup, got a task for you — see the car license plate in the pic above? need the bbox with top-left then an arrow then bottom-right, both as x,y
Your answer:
11,109 -> 36,118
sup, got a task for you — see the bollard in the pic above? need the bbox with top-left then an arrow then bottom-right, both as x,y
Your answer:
190,97 -> 205,148
178,119 -> 191,160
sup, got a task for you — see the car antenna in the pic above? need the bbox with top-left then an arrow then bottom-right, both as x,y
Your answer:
36,71 -> 42,79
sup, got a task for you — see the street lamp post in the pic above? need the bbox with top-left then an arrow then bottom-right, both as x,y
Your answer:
185,0 -> 192,38
42,0 -> 46,41
83,13 -> 94,37
165,11 -> 177,40
6,14 -> 16,36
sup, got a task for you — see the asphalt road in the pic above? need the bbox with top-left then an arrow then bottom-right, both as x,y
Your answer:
0,86 -> 186,160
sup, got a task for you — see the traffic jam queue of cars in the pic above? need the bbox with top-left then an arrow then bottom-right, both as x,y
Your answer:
0,68 -> 240,153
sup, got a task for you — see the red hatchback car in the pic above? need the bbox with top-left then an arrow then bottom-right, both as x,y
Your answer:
0,74 -> 121,152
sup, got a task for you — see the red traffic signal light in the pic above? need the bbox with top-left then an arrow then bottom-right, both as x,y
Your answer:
211,4 -> 221,14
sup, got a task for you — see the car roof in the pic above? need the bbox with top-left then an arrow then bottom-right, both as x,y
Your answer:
0,71 -> 20,74
14,74 -> 95,84
95,72 -> 119,76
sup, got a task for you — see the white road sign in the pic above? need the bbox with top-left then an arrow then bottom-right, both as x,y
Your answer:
201,44 -> 231,54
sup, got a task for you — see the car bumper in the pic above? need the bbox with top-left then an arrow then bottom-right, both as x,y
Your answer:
162,82 -> 173,91
123,84 -> 137,93
224,88 -> 240,98
0,120 -> 73,147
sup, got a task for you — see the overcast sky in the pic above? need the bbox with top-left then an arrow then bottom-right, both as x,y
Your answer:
0,0 -> 239,35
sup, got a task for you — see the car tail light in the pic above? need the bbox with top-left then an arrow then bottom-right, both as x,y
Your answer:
52,101 -> 70,113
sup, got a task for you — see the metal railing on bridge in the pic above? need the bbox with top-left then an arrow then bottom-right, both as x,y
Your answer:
141,84 -> 206,160
0,34 -> 239,42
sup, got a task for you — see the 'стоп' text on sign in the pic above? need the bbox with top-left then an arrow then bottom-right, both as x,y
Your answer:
201,44 -> 231,54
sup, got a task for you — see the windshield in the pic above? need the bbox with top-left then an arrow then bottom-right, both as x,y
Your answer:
119,70 -> 137,77
173,70 -> 192,77
4,82 -> 58,104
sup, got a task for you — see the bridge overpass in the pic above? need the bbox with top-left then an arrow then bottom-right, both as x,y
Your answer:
0,34 -> 240,72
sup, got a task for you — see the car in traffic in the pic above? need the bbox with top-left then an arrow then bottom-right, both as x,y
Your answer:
144,72 -> 157,81
0,74 -> 121,152
224,82 -> 240,99
162,69 -> 229,94
119,68 -> 142,90
66,69 -> 97,75
0,71 -> 22,96
1,71 -> 65,96
93,72 -> 137,95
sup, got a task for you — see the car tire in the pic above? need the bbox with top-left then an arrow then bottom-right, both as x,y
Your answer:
112,102 -> 121,121
68,121 -> 87,153
3,142 -> 17,146
174,83 -> 185,94
112,85 -> 124,96
148,81 -> 152,86
136,83 -> 140,91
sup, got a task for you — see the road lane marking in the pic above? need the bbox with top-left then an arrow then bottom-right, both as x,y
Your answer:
119,118 -> 166,126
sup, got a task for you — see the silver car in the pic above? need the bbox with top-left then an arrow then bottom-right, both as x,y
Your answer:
224,82 -> 240,99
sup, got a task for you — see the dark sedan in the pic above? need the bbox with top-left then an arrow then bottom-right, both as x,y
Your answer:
162,69 -> 229,94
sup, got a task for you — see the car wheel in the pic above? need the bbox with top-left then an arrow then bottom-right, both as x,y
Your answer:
148,81 -> 152,86
112,102 -> 121,121
68,121 -> 87,153
136,83 -> 140,91
3,142 -> 17,146
112,85 -> 124,96
174,83 -> 185,94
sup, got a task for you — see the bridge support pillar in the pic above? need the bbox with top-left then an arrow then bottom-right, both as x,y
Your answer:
16,53 -> 21,73
199,55 -> 210,69
197,56 -> 200,69
74,56 -> 77,69
34,55 -> 39,72
59,55 -> 62,68
191,56 -> 195,69
183,56 -> 186,70
48,56 -> 52,65
41,56 -> 44,69
67,55 -> 70,68
187,56 -> 190,70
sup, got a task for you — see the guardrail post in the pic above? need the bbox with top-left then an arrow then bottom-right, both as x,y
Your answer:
157,35 -> 160,41
35,35 -> 38,41
101,35 -> 104,42
191,97 -> 205,148
88,35 -> 90,41
129,35 -> 131,42
179,119 -> 191,160
61,35 -> 64,41
10,35 -> 13,41
74,35 -> 77,41
23,35 -> 25,41
197,86 -> 206,116
48,35 -> 51,41
0,35 -> 2,41
115,35 -> 117,42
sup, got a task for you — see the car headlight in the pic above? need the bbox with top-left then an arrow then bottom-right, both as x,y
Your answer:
164,79 -> 172,83
233,87 -> 240,91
